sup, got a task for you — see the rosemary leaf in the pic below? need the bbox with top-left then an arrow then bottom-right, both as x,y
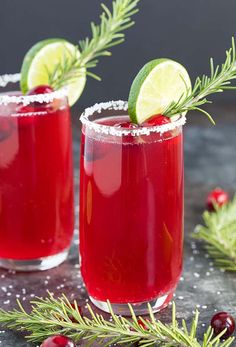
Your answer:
50,0 -> 140,90
0,293 -> 234,346
164,37 -> 236,123
193,195 -> 236,271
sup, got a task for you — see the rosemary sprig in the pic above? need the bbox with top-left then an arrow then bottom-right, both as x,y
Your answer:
49,0 -> 140,90
164,38 -> 236,124
0,293 -> 234,346
193,195 -> 236,271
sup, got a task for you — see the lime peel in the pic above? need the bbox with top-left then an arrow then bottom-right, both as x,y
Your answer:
128,58 -> 192,124
20,38 -> 86,106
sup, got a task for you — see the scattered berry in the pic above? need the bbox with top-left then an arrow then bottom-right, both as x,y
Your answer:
114,121 -> 138,129
142,114 -> 171,127
40,335 -> 75,347
211,312 -> 235,338
27,85 -> 54,96
130,319 -> 149,331
207,188 -> 229,211
137,318 -> 149,330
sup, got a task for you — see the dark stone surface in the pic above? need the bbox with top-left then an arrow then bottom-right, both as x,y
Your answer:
0,121 -> 236,346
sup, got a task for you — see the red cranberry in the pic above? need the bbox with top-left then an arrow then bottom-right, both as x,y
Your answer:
207,188 -> 229,211
137,318 -> 149,330
211,312 -> 235,338
142,114 -> 171,127
114,121 -> 138,129
17,105 -> 35,115
130,319 -> 149,332
40,335 -> 75,347
27,85 -> 54,96
27,85 -> 54,108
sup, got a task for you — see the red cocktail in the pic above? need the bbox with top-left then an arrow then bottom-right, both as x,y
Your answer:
0,75 -> 74,271
80,101 -> 184,314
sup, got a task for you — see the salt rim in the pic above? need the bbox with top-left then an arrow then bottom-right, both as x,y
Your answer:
80,100 -> 186,137
0,73 -> 67,106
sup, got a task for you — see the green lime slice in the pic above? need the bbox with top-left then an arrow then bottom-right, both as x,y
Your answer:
20,38 -> 86,106
128,58 -> 192,124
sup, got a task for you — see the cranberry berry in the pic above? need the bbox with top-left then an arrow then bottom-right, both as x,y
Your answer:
27,85 -> 54,96
142,114 -> 171,127
26,85 -> 54,109
130,319 -> 149,332
40,335 -> 75,347
211,312 -> 235,339
114,121 -> 138,129
207,188 -> 229,211
137,318 -> 149,330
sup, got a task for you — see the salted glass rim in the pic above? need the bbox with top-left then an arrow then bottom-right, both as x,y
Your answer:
80,100 -> 186,137
0,73 -> 67,106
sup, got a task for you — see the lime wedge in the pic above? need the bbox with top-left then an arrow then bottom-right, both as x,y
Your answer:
128,58 -> 192,124
20,38 -> 86,106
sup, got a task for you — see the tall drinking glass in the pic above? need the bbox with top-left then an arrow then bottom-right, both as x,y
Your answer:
0,74 -> 74,271
79,101 -> 185,314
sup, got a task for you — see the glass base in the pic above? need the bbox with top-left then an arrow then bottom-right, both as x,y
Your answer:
89,290 -> 174,316
0,248 -> 69,272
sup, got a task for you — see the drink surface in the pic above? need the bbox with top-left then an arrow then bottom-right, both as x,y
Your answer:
80,115 -> 183,303
0,98 -> 74,259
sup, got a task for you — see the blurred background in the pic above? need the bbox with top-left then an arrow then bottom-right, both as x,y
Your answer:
1,0 -> 236,113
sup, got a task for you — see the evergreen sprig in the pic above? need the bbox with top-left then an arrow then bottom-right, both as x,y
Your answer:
193,195 -> 236,271
0,292 -> 234,346
164,38 -> 236,124
49,0 -> 140,90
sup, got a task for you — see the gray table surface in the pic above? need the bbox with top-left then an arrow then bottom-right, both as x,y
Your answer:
0,112 -> 236,346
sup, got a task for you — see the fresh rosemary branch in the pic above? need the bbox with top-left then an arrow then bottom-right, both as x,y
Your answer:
193,195 -> 236,271
49,0 -> 140,90
0,293 -> 234,346
164,38 -> 236,124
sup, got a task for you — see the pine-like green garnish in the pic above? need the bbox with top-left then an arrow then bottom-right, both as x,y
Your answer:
0,292 -> 234,346
49,0 -> 140,90
193,195 -> 236,271
164,38 -> 236,124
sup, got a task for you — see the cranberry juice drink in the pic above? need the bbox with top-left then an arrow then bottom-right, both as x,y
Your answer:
80,101 -> 184,314
0,77 -> 74,271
